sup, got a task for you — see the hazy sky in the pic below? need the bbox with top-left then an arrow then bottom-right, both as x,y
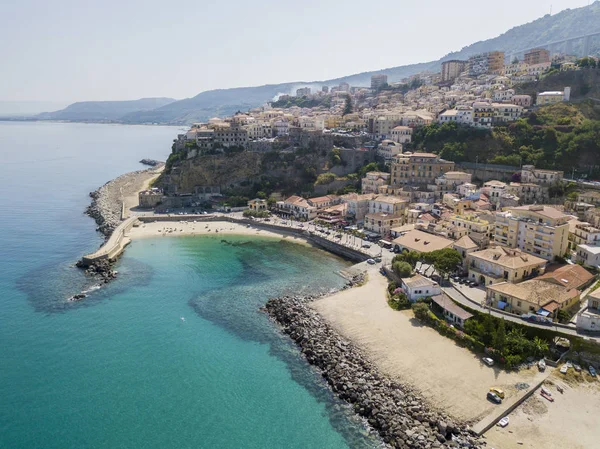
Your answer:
0,0 -> 593,103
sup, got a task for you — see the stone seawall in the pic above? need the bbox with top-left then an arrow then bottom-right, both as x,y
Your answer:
81,217 -> 139,266
265,295 -> 484,449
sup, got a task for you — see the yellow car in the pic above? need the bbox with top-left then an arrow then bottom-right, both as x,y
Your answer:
489,388 -> 505,399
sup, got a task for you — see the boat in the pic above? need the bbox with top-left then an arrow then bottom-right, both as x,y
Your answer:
589,366 -> 597,377
574,364 -> 582,372
497,417 -> 509,428
540,391 -> 554,402
541,386 -> 551,396
538,359 -> 546,372
560,364 -> 568,374
180,317 -> 185,323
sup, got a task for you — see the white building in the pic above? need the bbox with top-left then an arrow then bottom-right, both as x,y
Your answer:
401,274 -> 441,302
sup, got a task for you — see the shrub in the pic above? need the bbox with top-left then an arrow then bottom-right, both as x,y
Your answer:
412,302 -> 431,322
392,261 -> 413,278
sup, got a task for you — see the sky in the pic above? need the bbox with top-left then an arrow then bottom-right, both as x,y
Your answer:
0,0 -> 594,105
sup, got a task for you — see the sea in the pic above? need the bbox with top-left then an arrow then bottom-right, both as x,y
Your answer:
0,121 -> 381,449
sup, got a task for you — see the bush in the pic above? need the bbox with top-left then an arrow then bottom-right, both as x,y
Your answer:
315,173 -> 336,185
412,302 -> 431,321
388,293 -> 411,311
392,261 -> 413,278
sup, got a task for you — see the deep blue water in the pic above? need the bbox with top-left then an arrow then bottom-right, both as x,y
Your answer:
0,122 -> 379,448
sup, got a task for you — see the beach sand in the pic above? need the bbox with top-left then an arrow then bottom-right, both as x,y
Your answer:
127,220 -> 311,246
485,374 -> 600,449
312,268 -> 544,423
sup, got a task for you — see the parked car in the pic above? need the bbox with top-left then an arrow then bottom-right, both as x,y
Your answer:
482,357 -> 494,366
590,366 -> 597,377
489,388 -> 505,399
487,392 -> 502,404
362,244 -> 371,249
367,259 -> 376,265
468,281 -> 479,287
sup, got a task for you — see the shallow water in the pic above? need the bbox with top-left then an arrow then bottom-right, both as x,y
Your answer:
0,122 -> 381,448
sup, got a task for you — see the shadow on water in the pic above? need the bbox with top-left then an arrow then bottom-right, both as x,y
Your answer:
186,240 -> 383,449
16,257 -> 154,314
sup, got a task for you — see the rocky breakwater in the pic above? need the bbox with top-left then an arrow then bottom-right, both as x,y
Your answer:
75,258 -> 117,285
265,295 -> 484,449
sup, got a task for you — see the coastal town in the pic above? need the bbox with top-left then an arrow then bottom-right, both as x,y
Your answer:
79,47 -> 600,449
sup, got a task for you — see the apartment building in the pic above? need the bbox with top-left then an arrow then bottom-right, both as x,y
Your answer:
468,51 -> 505,76
368,195 -> 409,215
391,152 -> 455,186
371,74 -> 388,90
377,140 -> 403,162
520,165 -> 563,185
511,95 -> 532,107
493,104 -> 523,123
494,205 -> 570,261
441,60 -> 467,82
447,214 -> 492,247
361,172 -> 391,194
524,48 -> 550,65
571,223 -> 600,248
340,193 -> 376,223
466,246 -> 546,286
472,102 -> 494,128
390,126 -> 412,144
364,212 -> 404,238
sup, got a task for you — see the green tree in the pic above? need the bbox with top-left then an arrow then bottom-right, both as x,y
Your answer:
422,248 -> 462,279
494,319 -> 506,352
481,314 -> 496,346
392,261 -> 413,278
530,337 -> 549,358
412,302 -> 430,321
393,251 -> 421,268
343,94 -> 353,115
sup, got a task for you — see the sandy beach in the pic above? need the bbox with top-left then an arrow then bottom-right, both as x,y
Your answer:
485,373 -> 600,449
312,267 -> 545,423
127,219 -> 312,246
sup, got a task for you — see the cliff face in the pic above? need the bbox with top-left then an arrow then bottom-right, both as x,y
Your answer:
158,145 -> 374,197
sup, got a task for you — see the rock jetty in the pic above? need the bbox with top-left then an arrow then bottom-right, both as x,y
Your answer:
75,258 -> 117,283
265,295 -> 485,449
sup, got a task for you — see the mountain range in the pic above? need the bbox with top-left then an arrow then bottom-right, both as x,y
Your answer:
32,2 -> 600,125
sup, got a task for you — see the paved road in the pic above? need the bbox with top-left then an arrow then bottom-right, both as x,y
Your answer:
442,284 -> 581,337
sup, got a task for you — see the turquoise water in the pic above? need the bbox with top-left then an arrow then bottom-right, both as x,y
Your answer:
0,122 -> 380,448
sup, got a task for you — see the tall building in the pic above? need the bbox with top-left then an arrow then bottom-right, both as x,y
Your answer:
468,51 -> 505,76
371,74 -> 388,90
441,60 -> 467,82
296,87 -> 311,97
524,48 -> 550,66
391,152 -> 455,186
494,205 -> 570,261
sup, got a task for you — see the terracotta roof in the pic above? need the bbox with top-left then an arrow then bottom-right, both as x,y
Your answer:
392,229 -> 453,253
431,294 -> 473,321
374,195 -> 408,204
488,280 -> 579,308
453,235 -> 478,250
539,264 -> 594,290
468,246 -> 546,269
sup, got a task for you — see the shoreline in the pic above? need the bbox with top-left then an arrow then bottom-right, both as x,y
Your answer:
265,292 -> 485,449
